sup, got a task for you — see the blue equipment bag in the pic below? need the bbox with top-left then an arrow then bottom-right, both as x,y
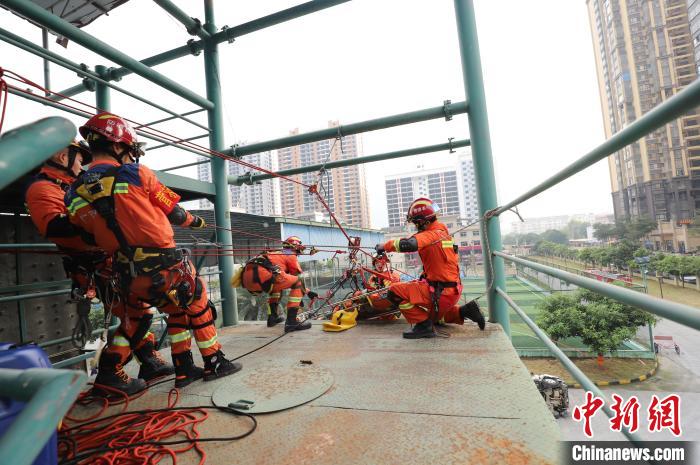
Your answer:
0,343 -> 57,465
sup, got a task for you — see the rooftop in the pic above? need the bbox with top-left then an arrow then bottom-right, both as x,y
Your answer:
107,321 -> 561,465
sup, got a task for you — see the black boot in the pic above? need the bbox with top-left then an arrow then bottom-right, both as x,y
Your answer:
203,350 -> 242,382
172,351 -> 204,388
284,307 -> 311,332
134,341 -> 175,382
403,319 -> 436,339
94,352 -> 146,396
460,300 -> 485,330
267,303 -> 285,327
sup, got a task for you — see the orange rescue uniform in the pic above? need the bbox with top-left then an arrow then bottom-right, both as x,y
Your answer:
242,250 -> 305,313
26,166 -> 156,354
383,221 -> 464,325
66,160 -> 219,362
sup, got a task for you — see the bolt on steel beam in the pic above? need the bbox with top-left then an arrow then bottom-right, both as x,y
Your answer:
224,100 -> 468,158
49,0 -> 351,101
229,139 -> 470,185
0,0 -> 214,109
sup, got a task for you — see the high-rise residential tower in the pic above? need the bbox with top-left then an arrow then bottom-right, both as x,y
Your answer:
277,121 -> 371,229
384,151 -> 478,228
587,0 -> 700,227
197,150 -> 281,216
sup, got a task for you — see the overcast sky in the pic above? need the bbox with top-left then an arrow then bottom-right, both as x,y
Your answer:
0,1 -> 612,231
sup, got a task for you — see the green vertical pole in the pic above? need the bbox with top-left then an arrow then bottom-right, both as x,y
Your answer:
203,0 -> 238,325
453,0 -> 509,336
94,65 -> 110,111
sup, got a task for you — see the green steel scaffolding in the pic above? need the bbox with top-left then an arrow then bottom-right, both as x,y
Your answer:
1,0 -> 700,463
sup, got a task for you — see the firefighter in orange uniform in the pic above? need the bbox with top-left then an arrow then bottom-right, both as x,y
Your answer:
66,113 -> 240,390
363,255 -> 401,314
241,236 -> 318,331
26,139 -> 173,395
376,197 -> 485,338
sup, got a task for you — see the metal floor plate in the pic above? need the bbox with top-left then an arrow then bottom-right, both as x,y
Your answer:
106,320 -> 561,464
211,363 -> 334,413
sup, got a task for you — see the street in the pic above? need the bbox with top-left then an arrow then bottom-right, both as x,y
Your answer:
557,317 -> 700,442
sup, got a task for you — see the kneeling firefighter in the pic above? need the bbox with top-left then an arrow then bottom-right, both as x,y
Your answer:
26,139 -> 172,394
240,236 -> 318,332
376,197 -> 485,339
66,113 -> 240,390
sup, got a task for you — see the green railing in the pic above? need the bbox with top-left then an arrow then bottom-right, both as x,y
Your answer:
451,0 -> 700,449
0,368 -> 87,465
2,0 -> 699,462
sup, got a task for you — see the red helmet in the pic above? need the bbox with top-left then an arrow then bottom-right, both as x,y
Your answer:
283,236 -> 305,253
406,197 -> 439,224
79,112 -> 145,159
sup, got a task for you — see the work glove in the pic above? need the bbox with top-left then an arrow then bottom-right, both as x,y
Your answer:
190,215 -> 206,229
307,290 -> 319,300
375,244 -> 385,255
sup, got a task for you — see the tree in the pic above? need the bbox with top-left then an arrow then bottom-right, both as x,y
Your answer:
521,233 -> 541,245
537,289 -> 656,366
593,223 -> 617,242
567,220 -> 588,240
541,229 -> 568,245
623,217 -> 657,242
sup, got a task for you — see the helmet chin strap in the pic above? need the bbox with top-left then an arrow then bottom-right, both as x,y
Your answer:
45,145 -> 82,178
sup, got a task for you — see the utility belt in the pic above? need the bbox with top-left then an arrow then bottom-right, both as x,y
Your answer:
115,247 -> 186,276
426,280 -> 459,321
243,255 -> 281,295
62,251 -> 110,276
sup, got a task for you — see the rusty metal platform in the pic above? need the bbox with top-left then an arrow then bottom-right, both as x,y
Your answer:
116,321 -> 560,464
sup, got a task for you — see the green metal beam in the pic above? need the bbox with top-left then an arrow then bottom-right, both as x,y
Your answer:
134,108 -> 206,129
149,133 -> 209,151
496,288 -> 645,447
161,159 -> 209,172
0,117 -> 75,191
454,0 -> 509,335
0,27 -> 212,132
0,368 -> 86,465
0,289 -> 70,304
229,139 -> 470,185
50,0 -> 350,101
495,252 -> 700,331
204,0 -> 238,326
153,0 -> 209,39
7,87 -> 214,160
494,61 -> 700,216
154,171 -> 216,197
41,28 -> 50,95
0,26 -> 89,79
0,0 -> 213,109
95,65 -> 111,110
225,101 -> 468,158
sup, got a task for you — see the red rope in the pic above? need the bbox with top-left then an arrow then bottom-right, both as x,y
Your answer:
2,69 -> 310,189
4,67 -> 373,261
0,68 -> 8,134
60,383 -> 208,465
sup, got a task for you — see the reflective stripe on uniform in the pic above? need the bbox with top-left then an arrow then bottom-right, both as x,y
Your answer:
392,239 -> 401,251
143,331 -> 153,340
114,182 -> 129,194
170,331 -> 191,344
399,303 -> 414,310
196,335 -> 218,349
270,293 -> 281,298
66,198 -> 89,215
112,335 -> 130,347
288,297 -> 302,303
441,240 -> 454,248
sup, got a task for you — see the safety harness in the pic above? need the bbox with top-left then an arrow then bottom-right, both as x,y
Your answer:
242,254 -> 281,295
74,166 -> 199,318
